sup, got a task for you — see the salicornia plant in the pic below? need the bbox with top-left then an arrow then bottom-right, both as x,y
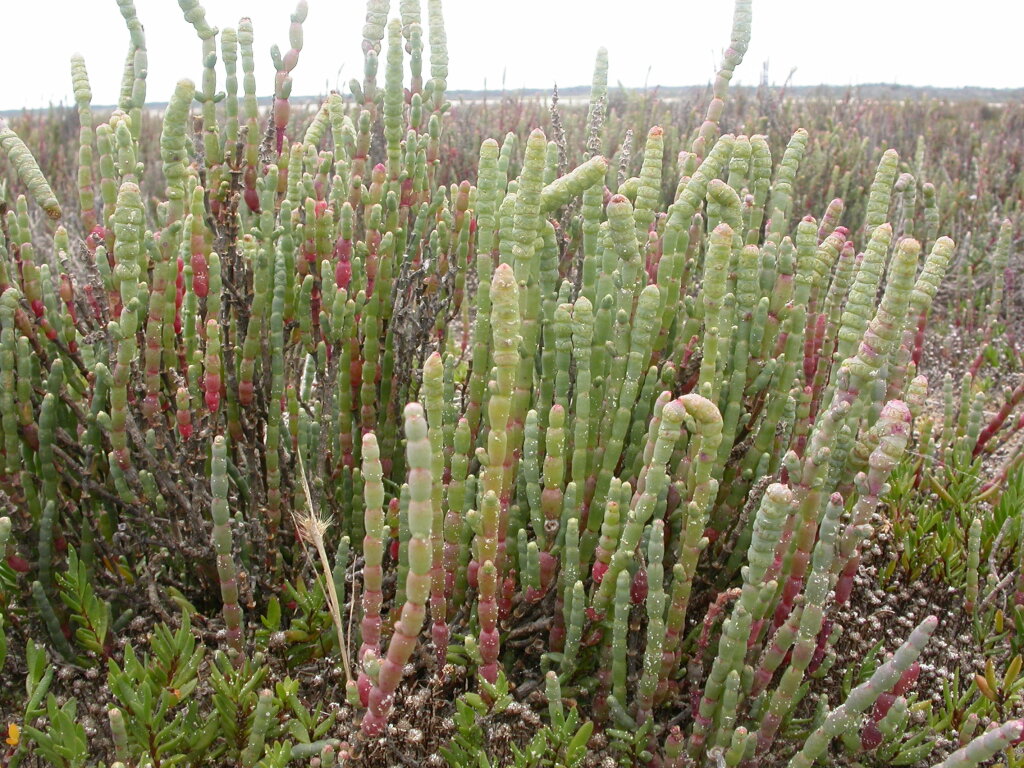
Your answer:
0,0 -> 1021,766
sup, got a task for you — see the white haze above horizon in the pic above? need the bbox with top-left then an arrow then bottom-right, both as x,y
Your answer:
2,0 -> 1020,111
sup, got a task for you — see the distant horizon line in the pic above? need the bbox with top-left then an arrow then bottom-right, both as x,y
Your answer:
2,81 -> 1021,115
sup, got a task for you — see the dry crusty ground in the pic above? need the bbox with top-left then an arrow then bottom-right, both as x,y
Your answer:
20,567 -> 1005,768
5,525 -> 1010,767
823,527 -> 995,768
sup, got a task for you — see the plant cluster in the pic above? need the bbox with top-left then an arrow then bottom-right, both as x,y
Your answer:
1,0 -> 1023,766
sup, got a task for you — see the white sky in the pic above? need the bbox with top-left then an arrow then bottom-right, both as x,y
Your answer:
3,0 -> 1022,111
